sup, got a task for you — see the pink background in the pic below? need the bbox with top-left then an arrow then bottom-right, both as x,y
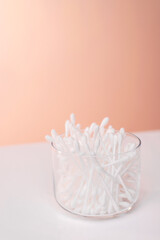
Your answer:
0,0 -> 160,145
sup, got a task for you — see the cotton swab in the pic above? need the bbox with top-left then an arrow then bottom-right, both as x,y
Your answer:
45,135 -> 53,142
70,113 -> 76,125
46,113 -> 140,216
100,117 -> 109,136
51,129 -> 58,138
89,122 -> 96,135
65,120 -> 70,137
100,117 -> 109,128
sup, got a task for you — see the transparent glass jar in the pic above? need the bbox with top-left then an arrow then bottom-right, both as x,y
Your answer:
51,132 -> 141,218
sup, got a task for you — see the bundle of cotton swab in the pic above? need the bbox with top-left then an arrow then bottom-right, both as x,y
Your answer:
46,113 -> 140,216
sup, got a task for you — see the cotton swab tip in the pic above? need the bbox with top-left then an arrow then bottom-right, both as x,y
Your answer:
100,117 -> 109,128
51,129 -> 57,138
70,113 -> 76,125
45,135 -> 52,142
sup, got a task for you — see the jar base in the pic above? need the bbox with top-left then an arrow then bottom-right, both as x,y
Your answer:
55,196 -> 138,219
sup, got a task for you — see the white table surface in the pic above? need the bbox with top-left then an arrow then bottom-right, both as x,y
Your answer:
0,130 -> 160,240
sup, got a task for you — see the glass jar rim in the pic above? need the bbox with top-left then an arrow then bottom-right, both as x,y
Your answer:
50,131 -> 141,158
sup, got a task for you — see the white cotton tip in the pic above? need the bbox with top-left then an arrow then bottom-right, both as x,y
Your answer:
111,129 -> 115,134
76,123 -> 80,129
45,135 -> 53,142
84,127 -> 89,133
51,129 -> 57,138
100,117 -> 109,128
70,113 -> 76,125
65,120 -> 70,137
89,122 -> 96,135
107,126 -> 115,133
120,128 -> 125,135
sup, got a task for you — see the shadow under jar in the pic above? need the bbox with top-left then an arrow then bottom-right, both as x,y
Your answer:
51,132 -> 141,218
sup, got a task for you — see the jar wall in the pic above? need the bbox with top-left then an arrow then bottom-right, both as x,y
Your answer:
51,133 -> 141,218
